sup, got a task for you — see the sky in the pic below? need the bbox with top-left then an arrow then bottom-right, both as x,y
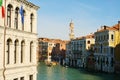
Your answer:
29,0 -> 120,40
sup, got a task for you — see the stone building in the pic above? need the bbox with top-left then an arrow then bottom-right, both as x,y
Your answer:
94,22 -> 120,73
66,34 -> 95,68
38,38 -> 67,64
0,0 -> 39,80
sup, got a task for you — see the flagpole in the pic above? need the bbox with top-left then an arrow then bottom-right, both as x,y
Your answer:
3,0 -> 6,80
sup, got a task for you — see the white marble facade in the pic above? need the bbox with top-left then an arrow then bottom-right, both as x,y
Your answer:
0,0 -> 39,80
94,28 -> 115,73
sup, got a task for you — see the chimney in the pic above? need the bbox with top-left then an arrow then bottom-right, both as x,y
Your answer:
118,21 -> 120,24
104,25 -> 107,30
118,21 -> 120,31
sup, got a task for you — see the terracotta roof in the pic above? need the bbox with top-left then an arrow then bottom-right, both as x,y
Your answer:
85,34 -> 94,39
76,36 -> 85,40
76,34 -> 94,40
111,24 -> 119,30
96,24 -> 119,33
38,37 -> 67,44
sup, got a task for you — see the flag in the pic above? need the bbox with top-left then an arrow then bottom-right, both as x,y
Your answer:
20,5 -> 24,24
0,0 -> 5,18
0,0 -> 2,6
2,6 -> 5,18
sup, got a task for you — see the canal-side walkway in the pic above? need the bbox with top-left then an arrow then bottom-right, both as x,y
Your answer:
37,62 -> 120,80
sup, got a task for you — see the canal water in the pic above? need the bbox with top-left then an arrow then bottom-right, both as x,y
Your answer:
37,62 -> 120,80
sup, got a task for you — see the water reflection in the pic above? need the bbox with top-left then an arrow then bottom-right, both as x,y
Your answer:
37,62 -> 120,80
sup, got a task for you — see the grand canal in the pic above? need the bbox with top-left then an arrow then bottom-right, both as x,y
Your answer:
37,62 -> 120,80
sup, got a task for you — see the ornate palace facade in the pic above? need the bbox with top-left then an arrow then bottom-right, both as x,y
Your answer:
0,0 -> 39,80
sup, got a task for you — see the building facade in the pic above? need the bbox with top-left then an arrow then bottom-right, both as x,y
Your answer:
82,34 -> 95,68
94,24 -> 120,73
66,39 -> 85,67
66,34 -> 95,68
38,38 -> 67,64
0,0 -> 39,80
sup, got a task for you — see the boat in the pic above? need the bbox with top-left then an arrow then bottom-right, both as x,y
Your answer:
46,63 -> 52,67
51,61 -> 58,66
65,65 -> 68,68
44,54 -> 59,66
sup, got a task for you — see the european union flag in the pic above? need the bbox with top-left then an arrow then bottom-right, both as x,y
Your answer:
20,5 -> 24,24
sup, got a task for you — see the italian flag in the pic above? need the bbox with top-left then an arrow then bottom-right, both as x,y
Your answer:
0,0 -> 5,18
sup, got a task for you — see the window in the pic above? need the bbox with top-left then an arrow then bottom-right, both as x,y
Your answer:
111,34 -> 114,40
96,36 -> 97,41
20,77 -> 24,80
29,75 -> 33,80
13,78 -> 18,80
14,40 -> 17,63
98,36 -> 100,41
22,10 -> 25,31
98,48 -> 100,53
7,39 -> 12,64
111,57 -> 114,67
30,42 -> 33,62
101,36 -> 103,41
110,47 -> 114,55
106,58 -> 109,66
7,4 -> 13,27
103,35 -> 105,40
102,57 -> 105,64
94,47 -> 97,53
107,34 -> 109,40
103,48 -> 105,53
100,44 -> 102,53
30,13 -> 34,32
87,40 -> 90,44
21,41 -> 25,63
14,40 -> 19,64
15,7 -> 19,29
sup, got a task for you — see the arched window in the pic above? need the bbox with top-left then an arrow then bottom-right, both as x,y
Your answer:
29,75 -> 33,80
7,39 -> 12,64
111,34 -> 114,40
30,41 -> 33,62
101,44 -> 103,53
7,4 -> 13,28
111,57 -> 114,67
22,10 -> 26,31
21,40 -> 25,63
14,39 -> 19,64
87,40 -> 90,44
15,7 -> 19,29
107,34 -> 109,40
30,13 -> 34,32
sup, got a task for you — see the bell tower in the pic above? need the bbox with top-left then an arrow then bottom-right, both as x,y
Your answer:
69,20 -> 75,40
